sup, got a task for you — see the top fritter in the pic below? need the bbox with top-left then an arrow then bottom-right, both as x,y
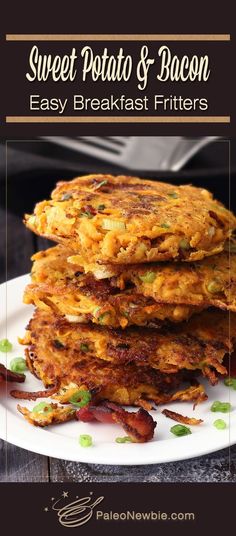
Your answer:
24,174 -> 236,264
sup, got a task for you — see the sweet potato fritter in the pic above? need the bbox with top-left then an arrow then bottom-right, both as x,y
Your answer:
24,245 -> 203,328
17,403 -> 76,427
24,244 -> 236,329
24,174 -> 236,265
21,309 -> 209,407
162,408 -> 203,425
23,308 -> 235,384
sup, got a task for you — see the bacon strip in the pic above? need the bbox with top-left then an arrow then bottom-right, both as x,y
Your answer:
162,408 -> 203,425
10,379 -> 60,401
77,400 -> 156,443
0,364 -> 25,384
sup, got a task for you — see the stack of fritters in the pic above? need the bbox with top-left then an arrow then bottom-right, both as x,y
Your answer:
22,174 -> 236,408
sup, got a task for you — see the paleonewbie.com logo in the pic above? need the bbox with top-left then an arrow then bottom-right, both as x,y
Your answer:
44,492 -> 104,527
43,492 -> 195,527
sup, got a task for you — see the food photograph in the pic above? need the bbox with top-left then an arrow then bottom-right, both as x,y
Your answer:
0,137 -> 236,483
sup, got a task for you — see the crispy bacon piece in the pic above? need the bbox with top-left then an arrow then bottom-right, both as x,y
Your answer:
77,401 -> 156,443
78,404 -> 115,424
0,364 -> 25,384
162,408 -> 203,425
112,406 -> 156,443
10,379 -> 60,401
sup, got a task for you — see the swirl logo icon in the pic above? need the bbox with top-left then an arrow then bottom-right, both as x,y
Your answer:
51,494 -> 104,527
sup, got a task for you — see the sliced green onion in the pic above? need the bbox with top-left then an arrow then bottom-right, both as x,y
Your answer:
32,402 -> 53,414
10,357 -> 27,373
98,312 -> 110,324
98,204 -> 106,211
80,343 -> 89,352
224,377 -> 236,390
61,193 -> 72,201
168,192 -> 179,199
170,424 -> 192,437
102,218 -> 126,231
69,390 -> 91,408
207,279 -> 223,293
179,239 -> 190,250
94,180 -> 108,190
213,419 -> 227,430
210,400 -> 232,413
160,223 -> 171,229
0,338 -> 13,353
139,271 -> 156,284
224,378 -> 233,386
115,436 -> 133,443
79,434 -> 93,447
80,211 -> 94,219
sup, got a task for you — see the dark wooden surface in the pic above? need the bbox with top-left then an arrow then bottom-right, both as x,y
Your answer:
1,207 -> 236,483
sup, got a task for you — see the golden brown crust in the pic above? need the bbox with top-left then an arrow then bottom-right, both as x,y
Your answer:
24,174 -> 236,265
162,408 -> 203,425
24,245 -> 206,328
24,244 -> 236,330
20,309 -> 213,407
24,308 -> 236,384
17,403 -> 76,427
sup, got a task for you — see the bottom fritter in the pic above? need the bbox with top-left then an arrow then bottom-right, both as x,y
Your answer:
18,309 -> 208,408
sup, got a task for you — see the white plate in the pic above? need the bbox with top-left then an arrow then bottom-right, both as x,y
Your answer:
0,275 -> 235,465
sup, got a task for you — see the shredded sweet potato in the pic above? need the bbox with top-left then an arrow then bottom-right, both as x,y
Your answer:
162,408 -> 203,425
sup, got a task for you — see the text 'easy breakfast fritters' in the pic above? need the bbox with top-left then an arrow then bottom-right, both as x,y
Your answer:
22,308 -> 207,408
23,308 -> 235,386
24,174 -> 236,265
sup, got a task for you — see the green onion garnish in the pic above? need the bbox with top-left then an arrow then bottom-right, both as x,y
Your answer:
207,279 -> 222,293
98,204 -> 106,211
160,223 -> 170,229
79,434 -> 93,447
179,239 -> 190,250
10,357 -> 27,373
210,401 -> 232,413
213,419 -> 227,430
32,402 -> 53,414
0,338 -> 13,353
61,193 -> 72,201
168,192 -> 179,199
80,211 -> 94,219
69,390 -> 91,408
139,271 -> 156,284
102,219 -> 126,231
170,424 -> 192,437
98,312 -> 110,324
80,343 -> 89,352
224,377 -> 236,389
115,436 -> 133,443
94,180 -> 108,190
